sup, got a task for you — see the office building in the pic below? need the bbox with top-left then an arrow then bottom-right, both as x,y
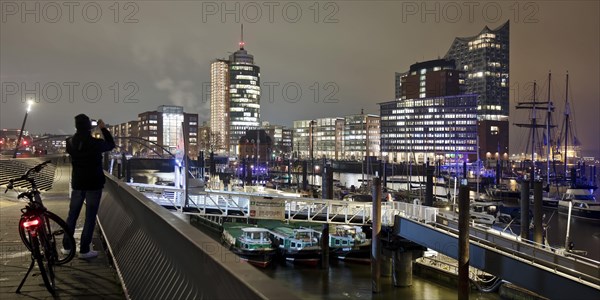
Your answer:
292,114 -> 380,161
343,114 -> 380,160
238,129 -> 272,164
380,95 -> 478,163
138,105 -> 198,158
262,122 -> 293,159
210,28 -> 261,157
444,22 -> 510,156
210,59 -> 230,153
228,33 -> 261,156
397,59 -> 463,100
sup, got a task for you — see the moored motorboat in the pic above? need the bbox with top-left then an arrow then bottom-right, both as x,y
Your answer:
269,227 -> 322,266
558,188 -> 600,221
329,225 -> 371,263
221,223 -> 277,267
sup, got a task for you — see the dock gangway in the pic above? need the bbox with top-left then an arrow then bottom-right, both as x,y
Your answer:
129,183 -> 600,299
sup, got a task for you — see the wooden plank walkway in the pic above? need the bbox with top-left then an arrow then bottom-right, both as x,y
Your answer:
0,160 -> 125,299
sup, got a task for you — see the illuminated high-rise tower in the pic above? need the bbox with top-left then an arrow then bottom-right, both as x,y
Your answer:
227,25 -> 261,156
210,25 -> 261,156
210,59 -> 230,153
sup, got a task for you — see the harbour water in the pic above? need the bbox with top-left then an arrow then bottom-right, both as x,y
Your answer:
134,168 -> 599,298
134,170 -> 600,261
260,262 -> 499,299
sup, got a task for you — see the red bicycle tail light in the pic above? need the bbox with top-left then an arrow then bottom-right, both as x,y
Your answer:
22,218 -> 40,228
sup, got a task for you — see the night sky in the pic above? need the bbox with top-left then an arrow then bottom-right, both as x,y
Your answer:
1,1 -> 598,157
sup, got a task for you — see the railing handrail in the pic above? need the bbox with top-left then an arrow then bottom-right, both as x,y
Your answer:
98,173 -> 302,300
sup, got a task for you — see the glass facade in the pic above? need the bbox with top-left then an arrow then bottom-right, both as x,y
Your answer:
210,60 -> 229,152
343,115 -> 380,160
380,95 -> 478,163
314,117 -> 344,159
158,105 -> 184,153
292,116 -> 380,161
228,48 -> 261,156
444,21 -> 509,121
292,120 -> 312,160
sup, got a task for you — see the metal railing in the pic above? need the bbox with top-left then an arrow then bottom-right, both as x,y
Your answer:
98,174 -> 301,300
395,216 -> 600,299
127,184 -> 439,225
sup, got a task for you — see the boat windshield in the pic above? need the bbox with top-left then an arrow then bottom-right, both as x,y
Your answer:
295,231 -> 314,241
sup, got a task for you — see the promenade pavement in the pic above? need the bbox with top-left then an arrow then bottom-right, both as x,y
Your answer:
0,160 -> 124,299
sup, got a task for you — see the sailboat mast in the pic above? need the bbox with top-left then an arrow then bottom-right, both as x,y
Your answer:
531,81 -> 537,172
546,72 -> 552,186
564,73 -> 569,179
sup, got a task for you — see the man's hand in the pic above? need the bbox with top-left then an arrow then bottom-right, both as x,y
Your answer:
98,119 -> 106,129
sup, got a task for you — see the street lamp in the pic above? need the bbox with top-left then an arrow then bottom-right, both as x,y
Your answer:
13,100 -> 33,158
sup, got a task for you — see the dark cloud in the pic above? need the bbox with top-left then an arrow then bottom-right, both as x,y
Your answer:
0,1 -> 598,157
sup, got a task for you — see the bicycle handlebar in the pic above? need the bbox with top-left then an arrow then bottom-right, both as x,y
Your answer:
4,160 -> 52,193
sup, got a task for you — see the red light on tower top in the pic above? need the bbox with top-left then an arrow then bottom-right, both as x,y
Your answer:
239,24 -> 245,50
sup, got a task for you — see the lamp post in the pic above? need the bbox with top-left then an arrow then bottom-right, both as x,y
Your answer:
13,101 -> 33,158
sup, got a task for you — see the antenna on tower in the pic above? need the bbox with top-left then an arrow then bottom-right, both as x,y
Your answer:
239,24 -> 245,50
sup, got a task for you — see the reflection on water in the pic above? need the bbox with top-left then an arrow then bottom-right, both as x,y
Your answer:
260,261 -> 499,299
548,209 -> 600,261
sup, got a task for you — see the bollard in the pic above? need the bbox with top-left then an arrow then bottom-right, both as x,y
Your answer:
371,177 -> 382,293
321,224 -> 329,270
425,167 -> 434,207
302,161 -> 308,191
458,182 -> 470,300
322,164 -> 333,200
533,180 -> 543,244
520,178 -> 530,240
381,248 -> 392,277
392,250 -> 413,287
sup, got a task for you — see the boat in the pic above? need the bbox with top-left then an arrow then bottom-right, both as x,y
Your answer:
221,223 -> 277,268
328,225 -> 371,263
469,201 -> 499,225
557,188 -> 600,221
269,226 -> 322,266
530,193 -> 560,208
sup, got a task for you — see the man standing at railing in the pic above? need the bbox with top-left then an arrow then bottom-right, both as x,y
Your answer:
63,114 -> 115,259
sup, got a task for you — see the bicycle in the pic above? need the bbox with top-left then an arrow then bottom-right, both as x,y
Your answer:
4,160 -> 76,295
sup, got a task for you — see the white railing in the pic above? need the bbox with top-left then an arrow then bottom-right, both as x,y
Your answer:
128,183 -> 439,225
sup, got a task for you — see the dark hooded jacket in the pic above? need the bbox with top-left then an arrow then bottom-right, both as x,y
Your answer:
66,128 -> 115,190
